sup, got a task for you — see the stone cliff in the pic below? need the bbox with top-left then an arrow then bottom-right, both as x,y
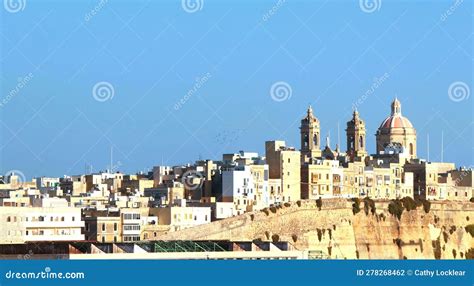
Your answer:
159,199 -> 474,259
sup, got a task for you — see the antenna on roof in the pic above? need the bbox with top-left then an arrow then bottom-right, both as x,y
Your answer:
337,121 -> 340,149
441,130 -> 444,163
110,145 -> 113,172
427,133 -> 430,162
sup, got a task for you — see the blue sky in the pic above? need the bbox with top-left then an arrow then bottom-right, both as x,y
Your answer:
0,0 -> 472,179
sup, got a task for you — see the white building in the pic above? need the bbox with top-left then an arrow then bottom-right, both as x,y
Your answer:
0,207 -> 84,243
213,202 -> 234,220
222,165 -> 256,216
121,208 -> 142,242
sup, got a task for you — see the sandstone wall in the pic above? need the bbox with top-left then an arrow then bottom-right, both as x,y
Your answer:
159,199 -> 474,259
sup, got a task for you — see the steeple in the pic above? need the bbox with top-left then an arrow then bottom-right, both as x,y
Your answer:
353,108 -> 359,121
346,109 -> 367,162
300,105 -> 321,161
307,105 -> 313,117
391,97 -> 402,115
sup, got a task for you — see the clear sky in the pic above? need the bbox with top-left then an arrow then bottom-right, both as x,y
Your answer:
0,0 -> 472,179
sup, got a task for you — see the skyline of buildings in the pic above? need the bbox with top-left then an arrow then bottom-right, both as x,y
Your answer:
2,96 -> 471,183
0,0 -> 471,269
1,98 -> 472,246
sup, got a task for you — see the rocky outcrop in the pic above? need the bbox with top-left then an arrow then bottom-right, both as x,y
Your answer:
159,199 -> 474,259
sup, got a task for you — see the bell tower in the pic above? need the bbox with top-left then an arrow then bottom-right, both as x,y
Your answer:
346,109 -> 367,162
300,105 -> 321,161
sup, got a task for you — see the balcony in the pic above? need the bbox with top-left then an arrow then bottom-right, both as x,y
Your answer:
25,234 -> 84,242
24,221 -> 85,228
122,229 -> 141,235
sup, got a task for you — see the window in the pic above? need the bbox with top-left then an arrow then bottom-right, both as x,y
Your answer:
123,213 -> 140,220
123,225 -> 140,231
114,223 -> 118,231
102,224 -> 105,232
61,217 -> 65,222
6,216 -> 11,222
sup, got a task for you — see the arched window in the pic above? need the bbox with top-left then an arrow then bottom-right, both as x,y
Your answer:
314,133 -> 318,146
7,216 -> 11,222
359,136 -> 364,148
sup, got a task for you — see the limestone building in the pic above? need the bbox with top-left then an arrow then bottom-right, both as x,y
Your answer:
0,206 -> 84,244
265,141 -> 301,203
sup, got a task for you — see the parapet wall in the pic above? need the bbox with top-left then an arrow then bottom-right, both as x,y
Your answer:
160,199 -> 474,259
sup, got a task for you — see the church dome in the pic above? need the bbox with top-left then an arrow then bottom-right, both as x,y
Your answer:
377,98 -> 415,131
376,98 -> 417,158
379,115 -> 414,129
